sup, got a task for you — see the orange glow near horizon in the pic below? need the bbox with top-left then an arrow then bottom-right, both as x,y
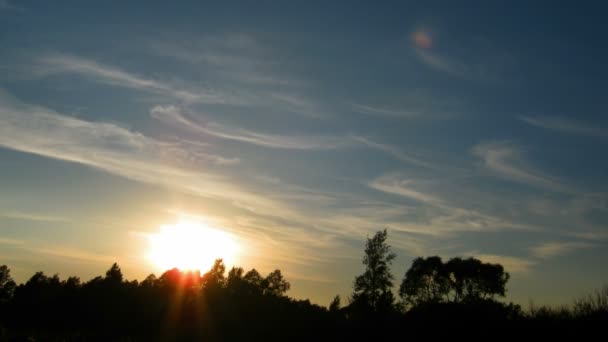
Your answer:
147,219 -> 238,272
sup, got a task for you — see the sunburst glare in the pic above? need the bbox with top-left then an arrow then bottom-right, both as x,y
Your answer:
147,219 -> 238,272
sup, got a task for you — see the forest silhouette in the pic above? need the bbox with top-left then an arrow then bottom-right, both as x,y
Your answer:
0,230 -> 606,341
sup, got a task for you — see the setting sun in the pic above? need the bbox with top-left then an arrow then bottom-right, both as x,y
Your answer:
147,220 -> 238,272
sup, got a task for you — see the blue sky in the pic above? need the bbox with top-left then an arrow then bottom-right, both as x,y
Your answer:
1,1 -> 607,306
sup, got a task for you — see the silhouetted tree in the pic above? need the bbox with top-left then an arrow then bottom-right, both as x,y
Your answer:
263,269 -> 290,296
141,274 -> 158,288
105,262 -> 123,286
203,259 -> 226,290
400,256 -> 510,307
0,246 -> 598,341
445,257 -> 509,302
243,268 -> 264,295
351,229 -> 396,314
244,268 -> 263,285
0,265 -> 16,305
63,276 -> 81,289
399,256 -> 449,307
0,260 -> 344,341
329,295 -> 341,312
227,266 -> 244,283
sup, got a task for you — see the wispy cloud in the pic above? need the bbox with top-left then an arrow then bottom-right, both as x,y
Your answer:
349,89 -> 466,122
521,192 -> 608,240
265,92 -> 325,118
472,141 -> 572,193
0,238 -> 118,266
474,253 -> 534,273
530,241 -> 593,259
350,103 -> 422,118
0,91 -> 288,217
318,206 -> 445,245
151,34 -> 333,118
0,237 -> 23,246
151,105 -> 353,150
353,135 -> 436,169
37,54 -> 247,105
408,28 -> 466,76
27,48 -> 326,118
0,211 -> 68,222
520,116 -> 607,138
368,173 -> 534,236
469,240 -> 595,275
151,34 -> 305,87
408,28 -> 501,81
35,247 -> 118,264
153,104 -> 452,171
369,173 -> 441,204
413,48 -> 469,77
0,90 -> 370,269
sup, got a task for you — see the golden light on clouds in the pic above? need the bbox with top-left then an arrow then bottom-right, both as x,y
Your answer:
147,219 -> 238,272
411,30 -> 432,49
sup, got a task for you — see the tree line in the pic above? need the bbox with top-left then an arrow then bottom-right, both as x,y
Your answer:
0,230 -> 606,340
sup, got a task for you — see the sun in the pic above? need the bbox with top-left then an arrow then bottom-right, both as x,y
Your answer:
147,219 -> 238,272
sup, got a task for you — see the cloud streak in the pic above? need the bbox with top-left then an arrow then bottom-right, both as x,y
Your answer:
408,30 -> 500,81
0,90 -> 290,217
530,241 -> 593,259
472,142 -> 572,193
474,254 -> 533,273
520,116 -> 607,138
350,103 -> 422,118
150,105 -> 353,150
0,90 -> 375,269
0,237 -> 24,246
413,48 -> 469,77
37,54 -> 247,105
0,211 -> 68,222
369,174 -> 441,204
151,105 -> 451,172
151,34 -> 305,87
368,173 -> 534,235
32,50 -> 328,118
353,136 -> 436,169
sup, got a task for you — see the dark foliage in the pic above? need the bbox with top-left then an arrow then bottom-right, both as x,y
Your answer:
350,229 -> 397,317
399,256 -> 510,308
0,260 -> 335,341
0,230 -> 605,340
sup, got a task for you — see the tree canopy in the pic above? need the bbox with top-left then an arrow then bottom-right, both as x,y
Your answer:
399,256 -> 510,308
0,265 -> 16,305
351,229 -> 397,314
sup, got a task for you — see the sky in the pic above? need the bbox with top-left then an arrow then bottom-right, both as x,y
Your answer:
1,1 -> 607,307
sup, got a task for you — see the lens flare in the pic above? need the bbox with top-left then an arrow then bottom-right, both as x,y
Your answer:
411,31 -> 432,49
